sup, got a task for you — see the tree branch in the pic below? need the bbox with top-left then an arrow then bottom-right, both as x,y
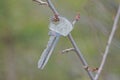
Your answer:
46,0 -> 59,21
94,5 -> 120,80
67,34 -> 94,80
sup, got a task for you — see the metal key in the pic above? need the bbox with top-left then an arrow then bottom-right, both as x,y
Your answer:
38,17 -> 72,69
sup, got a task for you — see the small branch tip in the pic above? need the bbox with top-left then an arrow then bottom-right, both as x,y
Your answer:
62,48 -> 75,54
75,13 -> 80,21
33,0 -> 48,5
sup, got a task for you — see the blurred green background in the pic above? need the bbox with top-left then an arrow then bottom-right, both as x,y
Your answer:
0,0 -> 120,80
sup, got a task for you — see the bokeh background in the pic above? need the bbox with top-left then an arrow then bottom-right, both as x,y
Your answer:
0,0 -> 120,80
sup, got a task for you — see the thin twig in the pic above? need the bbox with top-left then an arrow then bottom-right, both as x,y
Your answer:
62,48 -> 75,53
33,0 -> 48,5
94,5 -> 120,80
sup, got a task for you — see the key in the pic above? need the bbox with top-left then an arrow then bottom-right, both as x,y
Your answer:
38,16 -> 73,69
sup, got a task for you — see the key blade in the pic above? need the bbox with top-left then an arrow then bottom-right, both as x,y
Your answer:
38,36 -> 60,69
38,36 -> 56,69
